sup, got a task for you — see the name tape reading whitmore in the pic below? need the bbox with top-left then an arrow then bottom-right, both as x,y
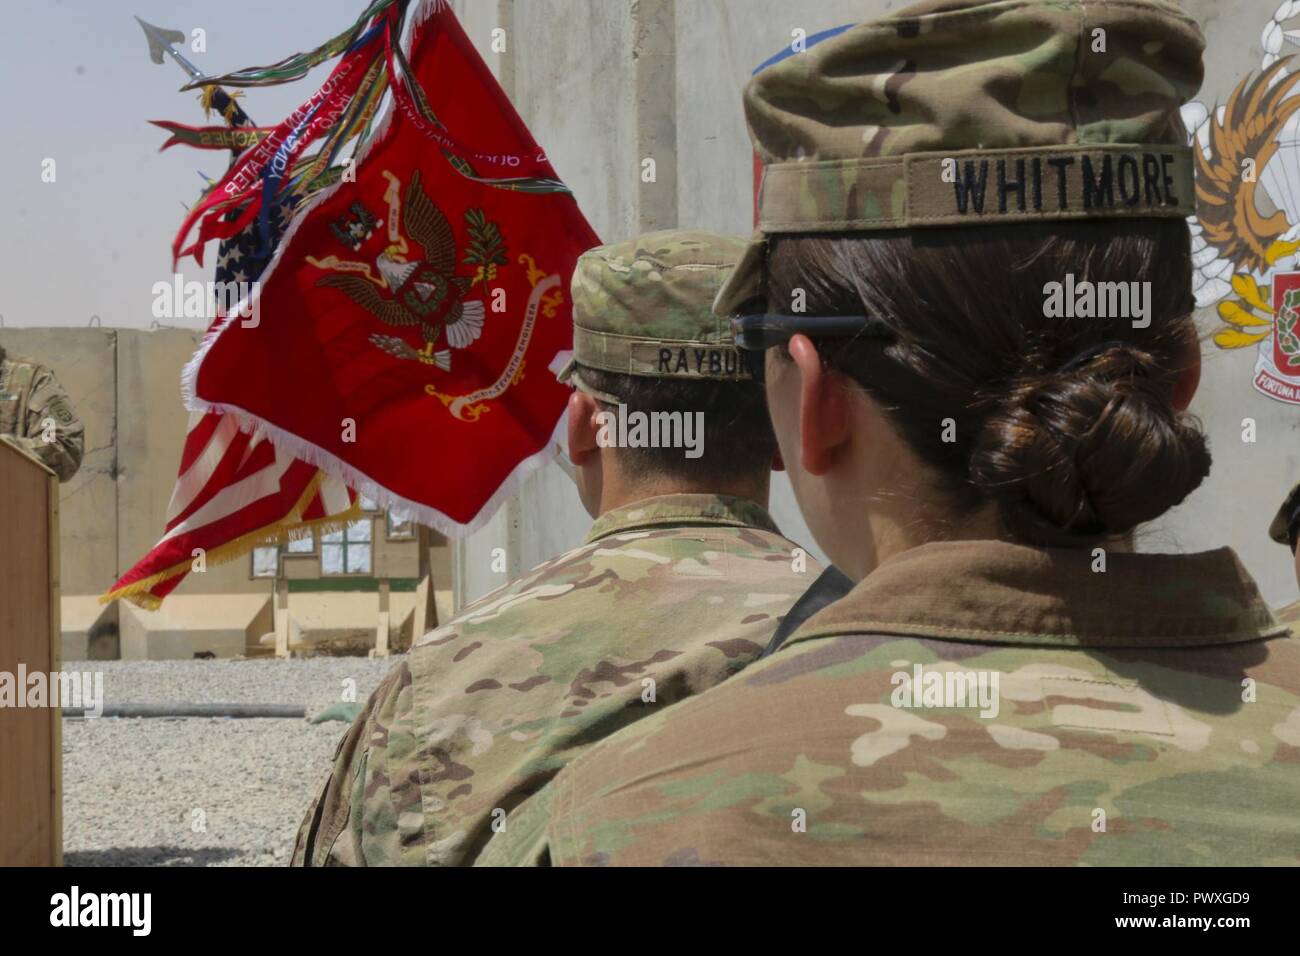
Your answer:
760,145 -> 1197,232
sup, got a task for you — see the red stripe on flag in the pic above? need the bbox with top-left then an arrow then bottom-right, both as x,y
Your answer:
175,410 -> 225,474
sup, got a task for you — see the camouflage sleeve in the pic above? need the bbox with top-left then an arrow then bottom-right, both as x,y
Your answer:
522,709 -> 683,867
473,784 -> 556,867
291,661 -> 416,866
21,367 -> 84,482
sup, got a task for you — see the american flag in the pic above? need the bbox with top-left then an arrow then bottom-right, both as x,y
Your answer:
104,188 -> 359,608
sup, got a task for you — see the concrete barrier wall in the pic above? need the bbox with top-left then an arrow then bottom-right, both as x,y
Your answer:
2,324 -> 438,660
449,0 -> 1300,609
0,327 -> 268,600
1169,0 -> 1300,609
0,328 -> 116,596
448,0 -> 827,605
450,0 -> 645,603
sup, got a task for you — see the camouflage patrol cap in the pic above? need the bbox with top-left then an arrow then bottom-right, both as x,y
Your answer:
716,0 -> 1205,316
558,230 -> 752,399
1271,481 -> 1300,547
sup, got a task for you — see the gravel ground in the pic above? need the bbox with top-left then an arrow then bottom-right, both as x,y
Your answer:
61,657 -> 400,867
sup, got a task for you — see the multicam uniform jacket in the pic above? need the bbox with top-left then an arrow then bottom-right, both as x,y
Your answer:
478,540 -> 1300,866
0,346 -> 83,481
292,493 -> 819,866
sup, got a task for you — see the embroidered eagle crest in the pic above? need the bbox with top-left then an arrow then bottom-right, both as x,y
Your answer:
310,169 -> 507,371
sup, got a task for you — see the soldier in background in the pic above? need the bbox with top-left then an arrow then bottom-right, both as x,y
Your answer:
477,0 -> 1300,866
0,343 -> 84,481
292,230 -> 820,866
1272,482 -> 1300,625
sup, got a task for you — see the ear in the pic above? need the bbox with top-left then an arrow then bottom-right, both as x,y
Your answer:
788,334 -> 852,476
566,390 -> 602,465
1171,336 -> 1201,412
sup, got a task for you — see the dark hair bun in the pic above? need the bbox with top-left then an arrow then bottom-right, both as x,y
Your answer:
969,345 -> 1211,540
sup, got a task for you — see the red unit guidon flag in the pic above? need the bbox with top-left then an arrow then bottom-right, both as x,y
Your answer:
181,1 -> 599,535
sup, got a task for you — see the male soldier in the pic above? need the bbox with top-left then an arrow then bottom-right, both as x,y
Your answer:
0,343 -> 84,481
1272,482 -> 1300,627
292,230 -> 820,866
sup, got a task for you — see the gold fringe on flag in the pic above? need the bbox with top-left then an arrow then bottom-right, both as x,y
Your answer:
101,472 -> 363,610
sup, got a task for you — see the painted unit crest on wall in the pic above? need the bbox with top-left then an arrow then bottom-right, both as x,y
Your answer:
1186,1 -> 1300,405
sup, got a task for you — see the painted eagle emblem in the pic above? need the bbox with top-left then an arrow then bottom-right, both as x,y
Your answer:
310,169 -> 507,371
1191,58 -> 1300,350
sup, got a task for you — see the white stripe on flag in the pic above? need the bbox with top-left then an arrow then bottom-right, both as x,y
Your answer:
158,442 -> 297,545
317,473 -> 353,514
165,411 -> 243,524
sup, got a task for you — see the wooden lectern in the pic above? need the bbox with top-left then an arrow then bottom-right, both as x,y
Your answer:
0,438 -> 62,865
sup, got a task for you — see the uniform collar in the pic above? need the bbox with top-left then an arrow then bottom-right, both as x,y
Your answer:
584,493 -> 779,544
788,539 -> 1287,650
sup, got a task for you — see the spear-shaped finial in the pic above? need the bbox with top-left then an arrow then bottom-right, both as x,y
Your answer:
135,14 -> 253,127
134,16 -> 205,81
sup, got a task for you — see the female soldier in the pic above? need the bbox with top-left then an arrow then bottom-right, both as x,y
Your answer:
480,0 -> 1300,866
